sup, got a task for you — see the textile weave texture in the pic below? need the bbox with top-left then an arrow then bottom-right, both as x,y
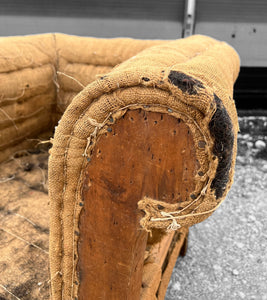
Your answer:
48,34 -> 239,299
0,33 -> 240,299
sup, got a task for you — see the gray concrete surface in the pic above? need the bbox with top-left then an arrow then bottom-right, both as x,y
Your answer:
166,159 -> 267,299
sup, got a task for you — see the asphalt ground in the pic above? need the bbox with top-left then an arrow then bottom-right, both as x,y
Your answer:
166,116 -> 267,300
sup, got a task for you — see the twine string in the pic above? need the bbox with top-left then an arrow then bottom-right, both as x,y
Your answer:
150,196 -> 225,231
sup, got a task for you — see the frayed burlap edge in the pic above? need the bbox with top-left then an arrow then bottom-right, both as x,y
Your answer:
48,35 -> 240,300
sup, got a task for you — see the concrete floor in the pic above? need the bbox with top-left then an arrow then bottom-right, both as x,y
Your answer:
166,131 -> 267,300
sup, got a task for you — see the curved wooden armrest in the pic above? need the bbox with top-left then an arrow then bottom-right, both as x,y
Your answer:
48,34 -> 239,300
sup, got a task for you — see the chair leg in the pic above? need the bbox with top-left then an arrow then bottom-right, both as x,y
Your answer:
180,230 -> 189,257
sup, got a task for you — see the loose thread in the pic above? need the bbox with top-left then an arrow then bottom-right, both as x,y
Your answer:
0,175 -> 15,183
26,138 -> 53,146
158,181 -> 210,217
0,88 -> 25,104
82,127 -> 98,157
57,71 -> 85,89
82,113 -> 112,157
13,212 -> 38,227
0,107 -> 19,131
0,284 -> 21,300
38,271 -> 62,288
0,228 -> 49,255
37,166 -> 47,189
37,139 -> 53,145
151,197 -> 224,224
87,117 -> 105,128
143,179 -> 220,231
160,212 -> 181,231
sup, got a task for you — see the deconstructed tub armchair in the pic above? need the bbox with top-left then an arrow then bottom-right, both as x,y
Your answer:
0,34 -> 240,299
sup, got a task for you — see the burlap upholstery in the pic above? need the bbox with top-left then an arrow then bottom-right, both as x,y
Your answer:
49,35 -> 239,299
0,33 -> 240,299
0,33 -> 162,163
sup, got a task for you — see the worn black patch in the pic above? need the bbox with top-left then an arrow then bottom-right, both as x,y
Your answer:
168,71 -> 204,95
209,94 -> 234,198
142,77 -> 150,82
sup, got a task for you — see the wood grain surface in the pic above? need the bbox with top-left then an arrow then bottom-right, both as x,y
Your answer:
78,109 -> 198,299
